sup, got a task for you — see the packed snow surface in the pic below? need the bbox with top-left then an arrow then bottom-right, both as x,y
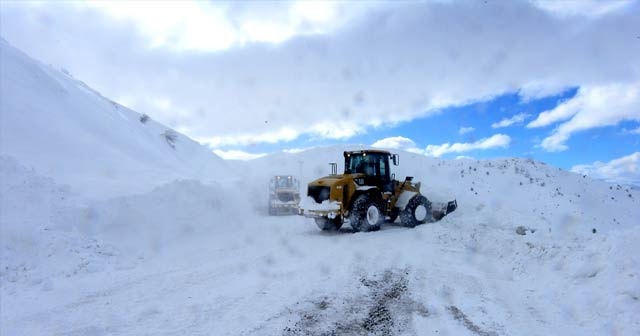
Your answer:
2,40 -> 639,335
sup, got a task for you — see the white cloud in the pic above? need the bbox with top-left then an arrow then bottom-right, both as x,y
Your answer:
82,1 -> 234,51
528,83 -> 640,151
196,127 -> 300,147
571,152 -> 640,186
491,113 -> 530,128
371,136 -> 424,154
458,126 -> 475,135
282,147 -> 316,154
310,121 -> 365,140
371,136 -> 416,149
517,81 -> 570,102
1,1 -> 638,148
531,0 -> 633,17
75,1 -> 370,52
424,134 -> 511,157
622,126 -> 640,135
527,97 -> 582,128
151,97 -> 173,111
212,149 -> 267,160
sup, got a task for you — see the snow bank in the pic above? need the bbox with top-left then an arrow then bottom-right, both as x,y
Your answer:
1,156 -> 125,289
0,39 -> 227,199
62,178 -> 251,255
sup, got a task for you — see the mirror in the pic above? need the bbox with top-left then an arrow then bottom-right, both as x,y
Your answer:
392,154 -> 399,166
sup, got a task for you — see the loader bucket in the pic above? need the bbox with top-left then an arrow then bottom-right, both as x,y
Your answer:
432,199 -> 457,221
445,199 -> 457,214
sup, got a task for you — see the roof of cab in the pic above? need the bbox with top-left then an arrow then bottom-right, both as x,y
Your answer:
344,149 -> 391,155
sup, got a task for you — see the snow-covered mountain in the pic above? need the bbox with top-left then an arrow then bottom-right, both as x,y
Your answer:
0,38 -> 227,199
1,41 -> 639,335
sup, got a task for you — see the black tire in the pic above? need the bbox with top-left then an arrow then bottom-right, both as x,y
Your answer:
315,217 -> 343,231
349,194 -> 383,232
400,195 -> 433,228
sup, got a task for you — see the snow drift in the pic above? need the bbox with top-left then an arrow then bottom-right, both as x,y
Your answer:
0,38 -> 227,199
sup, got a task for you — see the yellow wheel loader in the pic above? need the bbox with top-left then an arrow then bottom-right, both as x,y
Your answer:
299,149 -> 457,232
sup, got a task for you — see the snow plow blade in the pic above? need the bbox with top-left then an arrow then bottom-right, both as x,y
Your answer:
432,199 -> 457,221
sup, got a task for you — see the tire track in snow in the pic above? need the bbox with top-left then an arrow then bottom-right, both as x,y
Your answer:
281,269 -> 429,336
447,305 -> 498,336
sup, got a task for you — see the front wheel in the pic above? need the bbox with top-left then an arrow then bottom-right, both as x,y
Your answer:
400,195 -> 433,228
349,194 -> 382,232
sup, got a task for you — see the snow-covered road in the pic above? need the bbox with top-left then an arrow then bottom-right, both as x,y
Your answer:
4,204 -> 637,335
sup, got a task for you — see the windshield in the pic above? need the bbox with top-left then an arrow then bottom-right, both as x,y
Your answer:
345,153 -> 387,177
276,176 -> 297,188
346,154 -> 369,175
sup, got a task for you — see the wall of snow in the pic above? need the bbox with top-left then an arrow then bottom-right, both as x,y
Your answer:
0,39 -> 227,199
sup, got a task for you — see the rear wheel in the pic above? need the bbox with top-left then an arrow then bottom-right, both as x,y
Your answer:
401,195 -> 433,228
350,194 -> 382,232
315,217 -> 342,231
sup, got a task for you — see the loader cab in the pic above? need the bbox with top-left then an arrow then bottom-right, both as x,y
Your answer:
344,150 -> 398,192
271,175 -> 299,190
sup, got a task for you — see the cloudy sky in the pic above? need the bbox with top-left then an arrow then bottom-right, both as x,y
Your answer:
1,0 -> 639,184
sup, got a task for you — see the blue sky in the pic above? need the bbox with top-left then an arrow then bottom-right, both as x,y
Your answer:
243,87 -> 639,172
1,0 -> 638,184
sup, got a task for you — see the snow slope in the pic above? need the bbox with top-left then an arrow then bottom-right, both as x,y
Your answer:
0,38 -> 227,199
1,41 -> 639,335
